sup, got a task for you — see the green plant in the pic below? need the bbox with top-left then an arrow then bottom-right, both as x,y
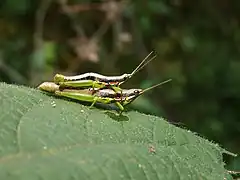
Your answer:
0,82 -> 236,180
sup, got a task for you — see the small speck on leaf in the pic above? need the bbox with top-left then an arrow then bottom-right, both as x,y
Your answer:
149,145 -> 156,154
51,101 -> 56,108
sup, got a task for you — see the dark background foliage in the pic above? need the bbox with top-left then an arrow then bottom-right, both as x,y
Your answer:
0,0 -> 239,170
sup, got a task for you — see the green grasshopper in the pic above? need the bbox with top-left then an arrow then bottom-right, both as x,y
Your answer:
38,79 -> 172,112
38,82 -> 125,111
54,51 -> 156,92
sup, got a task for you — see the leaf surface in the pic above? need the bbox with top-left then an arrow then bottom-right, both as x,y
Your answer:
0,82 -> 234,180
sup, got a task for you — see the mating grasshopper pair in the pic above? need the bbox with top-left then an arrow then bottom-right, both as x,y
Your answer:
38,52 -> 172,112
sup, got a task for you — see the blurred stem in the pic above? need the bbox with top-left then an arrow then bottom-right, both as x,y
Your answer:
92,19 -> 111,42
31,0 -> 51,85
60,3 -> 86,37
98,20 -> 121,75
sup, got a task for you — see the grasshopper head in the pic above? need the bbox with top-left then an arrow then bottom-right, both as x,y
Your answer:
54,74 -> 65,83
117,74 -> 132,85
121,89 -> 143,106
38,82 -> 59,93
121,89 -> 143,97
122,79 -> 172,106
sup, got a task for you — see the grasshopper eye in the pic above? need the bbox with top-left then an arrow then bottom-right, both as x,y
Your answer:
134,90 -> 140,94
122,74 -> 130,80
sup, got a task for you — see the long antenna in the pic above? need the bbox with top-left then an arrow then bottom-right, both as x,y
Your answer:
130,51 -> 155,76
125,79 -> 172,105
133,55 -> 157,74
141,79 -> 172,94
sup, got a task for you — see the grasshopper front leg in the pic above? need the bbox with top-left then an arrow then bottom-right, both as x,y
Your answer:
90,96 -> 98,108
115,102 -> 124,112
89,97 -> 124,112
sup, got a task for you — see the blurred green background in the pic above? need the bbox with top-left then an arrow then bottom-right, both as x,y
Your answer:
0,0 -> 239,170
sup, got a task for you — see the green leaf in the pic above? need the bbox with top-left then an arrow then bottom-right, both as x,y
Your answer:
0,82 -> 236,180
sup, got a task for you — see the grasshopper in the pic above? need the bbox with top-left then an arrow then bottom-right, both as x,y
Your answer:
38,79 -> 172,112
38,82 -> 125,111
54,51 -> 156,92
